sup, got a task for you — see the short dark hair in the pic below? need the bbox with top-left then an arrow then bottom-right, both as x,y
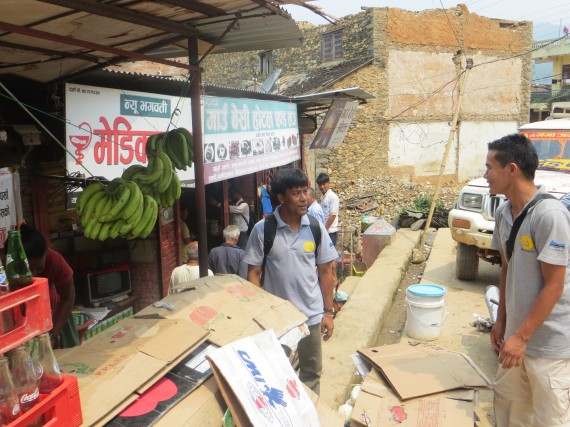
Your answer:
19,224 -> 48,259
316,173 -> 330,185
270,169 -> 308,198
487,133 -> 538,180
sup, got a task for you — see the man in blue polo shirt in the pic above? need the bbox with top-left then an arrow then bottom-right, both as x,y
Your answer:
244,168 -> 338,394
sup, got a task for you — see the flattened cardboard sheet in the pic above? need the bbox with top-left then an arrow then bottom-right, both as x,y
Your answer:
58,317 -> 208,426
136,275 -> 307,346
357,342 -> 491,400
351,370 -> 474,427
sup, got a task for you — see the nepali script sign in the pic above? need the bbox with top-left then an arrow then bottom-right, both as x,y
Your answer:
203,96 -> 300,184
65,83 -> 194,191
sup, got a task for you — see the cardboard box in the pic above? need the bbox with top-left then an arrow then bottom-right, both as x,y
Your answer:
136,275 -> 308,346
351,370 -> 475,427
207,329 -> 320,426
58,317 -> 208,426
357,341 -> 491,401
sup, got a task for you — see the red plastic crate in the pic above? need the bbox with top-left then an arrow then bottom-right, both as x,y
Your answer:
7,375 -> 83,427
0,278 -> 52,354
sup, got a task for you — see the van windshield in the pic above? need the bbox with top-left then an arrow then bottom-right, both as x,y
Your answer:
520,131 -> 570,173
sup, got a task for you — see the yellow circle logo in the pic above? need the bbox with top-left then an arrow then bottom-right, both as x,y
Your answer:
304,241 -> 316,252
520,235 -> 534,251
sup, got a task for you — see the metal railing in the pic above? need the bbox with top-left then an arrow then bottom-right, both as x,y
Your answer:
531,89 -> 570,104
533,36 -> 570,50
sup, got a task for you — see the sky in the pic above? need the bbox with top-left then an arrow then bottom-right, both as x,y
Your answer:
285,0 -> 570,40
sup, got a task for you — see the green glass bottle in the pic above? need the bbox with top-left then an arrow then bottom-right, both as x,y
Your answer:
6,230 -> 33,290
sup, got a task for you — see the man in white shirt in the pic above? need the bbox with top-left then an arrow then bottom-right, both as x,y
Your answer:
169,241 -> 213,294
316,173 -> 340,246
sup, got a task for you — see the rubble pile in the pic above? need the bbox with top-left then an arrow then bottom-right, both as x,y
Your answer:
336,175 -> 468,231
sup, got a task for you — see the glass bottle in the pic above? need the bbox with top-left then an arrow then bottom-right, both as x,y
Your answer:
0,356 -> 21,425
0,260 -> 14,334
37,333 -> 63,394
9,346 -> 40,414
5,231 -> 33,291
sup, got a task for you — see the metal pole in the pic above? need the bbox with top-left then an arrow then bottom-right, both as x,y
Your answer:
188,37 -> 209,277
419,59 -> 473,251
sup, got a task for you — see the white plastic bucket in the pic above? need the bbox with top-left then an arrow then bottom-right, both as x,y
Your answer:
405,284 -> 446,341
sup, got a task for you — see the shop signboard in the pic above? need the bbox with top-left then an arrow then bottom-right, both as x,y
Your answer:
65,83 -> 194,209
203,96 -> 300,184
309,99 -> 358,149
0,169 -> 22,248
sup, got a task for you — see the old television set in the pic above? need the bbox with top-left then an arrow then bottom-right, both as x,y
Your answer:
75,264 -> 132,307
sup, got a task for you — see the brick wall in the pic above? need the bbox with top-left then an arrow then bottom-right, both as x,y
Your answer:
130,260 -> 161,312
159,218 -> 178,296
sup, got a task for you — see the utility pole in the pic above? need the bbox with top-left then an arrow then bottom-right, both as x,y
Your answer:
416,58 -> 473,257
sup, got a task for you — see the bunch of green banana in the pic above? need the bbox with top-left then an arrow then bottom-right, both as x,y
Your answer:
75,177 -> 158,240
150,128 -> 194,171
127,146 -> 181,208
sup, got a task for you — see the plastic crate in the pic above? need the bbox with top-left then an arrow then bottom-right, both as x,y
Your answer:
7,375 -> 83,427
0,278 -> 52,354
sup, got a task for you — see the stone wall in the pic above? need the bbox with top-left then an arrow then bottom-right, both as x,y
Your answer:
201,13 -> 374,89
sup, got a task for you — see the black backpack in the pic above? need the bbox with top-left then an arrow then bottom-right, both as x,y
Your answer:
261,213 -> 321,285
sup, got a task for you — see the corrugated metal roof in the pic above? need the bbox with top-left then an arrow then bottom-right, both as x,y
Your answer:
0,0 -> 330,83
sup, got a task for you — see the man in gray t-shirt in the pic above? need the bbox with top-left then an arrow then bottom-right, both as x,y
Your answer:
485,133 -> 570,427
244,169 -> 338,395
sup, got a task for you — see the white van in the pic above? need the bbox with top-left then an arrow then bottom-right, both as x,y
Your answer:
448,119 -> 570,280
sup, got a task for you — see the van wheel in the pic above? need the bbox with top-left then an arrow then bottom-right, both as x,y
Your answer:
456,243 -> 479,280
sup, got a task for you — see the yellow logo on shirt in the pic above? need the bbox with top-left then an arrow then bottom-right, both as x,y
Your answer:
520,235 -> 534,251
304,241 -> 316,252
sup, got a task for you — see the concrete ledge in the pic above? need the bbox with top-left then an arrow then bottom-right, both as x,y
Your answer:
320,229 -> 421,408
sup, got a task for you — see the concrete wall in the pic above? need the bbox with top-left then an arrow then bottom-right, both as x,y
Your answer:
457,121 -> 519,181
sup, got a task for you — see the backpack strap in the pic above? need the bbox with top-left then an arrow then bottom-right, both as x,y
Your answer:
261,213 -> 277,286
307,215 -> 321,255
505,193 -> 556,262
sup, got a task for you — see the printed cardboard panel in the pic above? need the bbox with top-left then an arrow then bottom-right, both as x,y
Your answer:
59,350 -> 165,427
136,275 -> 307,346
357,342 -> 491,401
153,377 -> 227,427
207,329 -> 320,427
58,317 -> 208,426
351,371 -> 474,427
78,317 -> 208,362
107,342 -> 217,427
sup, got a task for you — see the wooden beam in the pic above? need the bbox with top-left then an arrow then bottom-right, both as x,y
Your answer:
38,0 -> 199,36
158,0 -> 225,17
0,20 -> 200,72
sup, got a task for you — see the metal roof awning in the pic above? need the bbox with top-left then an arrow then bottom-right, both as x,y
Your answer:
0,0 -> 332,83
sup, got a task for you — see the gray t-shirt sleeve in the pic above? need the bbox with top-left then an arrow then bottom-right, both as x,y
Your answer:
243,221 -> 264,266
534,203 -> 570,266
316,222 -> 339,264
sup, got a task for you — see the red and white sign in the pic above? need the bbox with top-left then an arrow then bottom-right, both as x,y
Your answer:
65,83 -> 195,187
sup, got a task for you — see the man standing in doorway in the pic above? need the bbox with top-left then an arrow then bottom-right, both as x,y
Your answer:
209,188 -> 250,250
170,241 -> 213,293
316,173 -> 339,246
208,225 -> 248,278
244,168 -> 338,394
487,134 -> 570,427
